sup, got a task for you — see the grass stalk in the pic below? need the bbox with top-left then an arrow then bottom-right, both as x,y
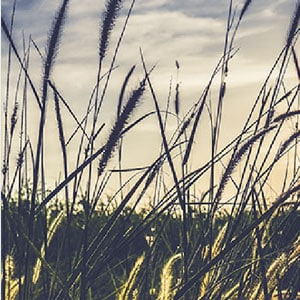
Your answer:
2,1 -> 299,299
117,254 -> 145,300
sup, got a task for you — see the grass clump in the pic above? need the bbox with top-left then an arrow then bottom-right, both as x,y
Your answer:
1,0 -> 299,299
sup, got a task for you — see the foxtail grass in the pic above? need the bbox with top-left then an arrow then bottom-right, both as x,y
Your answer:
117,254 -> 145,300
2,0 -> 299,299
32,211 -> 64,284
3,254 -> 24,300
99,0 -> 123,62
98,78 -> 146,176
157,253 -> 182,300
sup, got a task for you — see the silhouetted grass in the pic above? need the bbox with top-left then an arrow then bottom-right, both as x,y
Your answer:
2,0 -> 300,299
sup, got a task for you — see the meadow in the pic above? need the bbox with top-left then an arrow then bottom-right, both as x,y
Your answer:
2,0 -> 300,299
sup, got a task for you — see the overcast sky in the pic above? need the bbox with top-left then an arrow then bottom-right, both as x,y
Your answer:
2,0 -> 299,197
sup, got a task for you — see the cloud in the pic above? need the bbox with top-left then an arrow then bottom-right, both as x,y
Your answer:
2,0 -> 296,109
118,10 -> 224,60
2,0 -> 298,188
2,0 -> 39,12
2,0 -> 295,68
133,0 -> 229,19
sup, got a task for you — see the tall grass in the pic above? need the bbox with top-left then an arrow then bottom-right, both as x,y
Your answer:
2,0 -> 299,299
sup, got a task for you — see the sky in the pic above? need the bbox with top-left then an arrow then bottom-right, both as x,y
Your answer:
1,0 -> 299,203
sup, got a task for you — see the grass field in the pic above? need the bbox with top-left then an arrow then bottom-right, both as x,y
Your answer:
2,0 -> 300,299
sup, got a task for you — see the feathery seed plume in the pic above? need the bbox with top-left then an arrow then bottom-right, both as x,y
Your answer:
99,0 -> 123,61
